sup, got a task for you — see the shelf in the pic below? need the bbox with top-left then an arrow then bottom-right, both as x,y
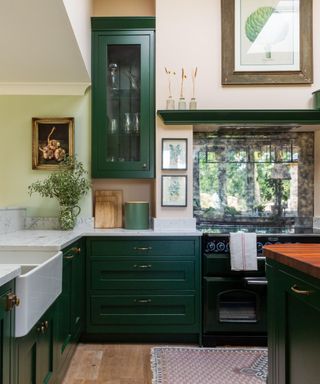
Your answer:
157,109 -> 320,126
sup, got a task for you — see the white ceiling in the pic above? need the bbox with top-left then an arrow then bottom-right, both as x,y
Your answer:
0,0 -> 91,94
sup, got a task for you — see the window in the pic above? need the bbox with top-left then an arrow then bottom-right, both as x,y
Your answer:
193,132 -> 314,226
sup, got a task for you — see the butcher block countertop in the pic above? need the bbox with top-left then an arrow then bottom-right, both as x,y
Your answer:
264,244 -> 320,280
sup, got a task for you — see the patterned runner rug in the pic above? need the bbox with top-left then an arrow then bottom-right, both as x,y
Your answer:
151,346 -> 267,384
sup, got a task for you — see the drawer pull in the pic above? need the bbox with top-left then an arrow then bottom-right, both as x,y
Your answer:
291,284 -> 313,296
133,246 -> 152,252
65,247 -> 81,259
133,264 -> 152,269
134,299 -> 152,304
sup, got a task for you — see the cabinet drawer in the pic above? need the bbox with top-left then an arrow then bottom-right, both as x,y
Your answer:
88,238 -> 196,257
89,294 -> 196,326
279,268 -> 320,311
90,260 -> 195,290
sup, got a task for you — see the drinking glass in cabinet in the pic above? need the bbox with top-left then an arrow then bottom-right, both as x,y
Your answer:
123,113 -> 131,134
109,118 -> 118,135
109,63 -> 119,90
132,113 -> 140,134
126,70 -> 139,90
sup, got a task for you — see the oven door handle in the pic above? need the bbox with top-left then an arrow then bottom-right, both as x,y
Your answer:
257,256 -> 266,261
243,277 -> 268,286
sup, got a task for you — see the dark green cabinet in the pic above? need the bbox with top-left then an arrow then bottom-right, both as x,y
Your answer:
91,17 -> 155,178
15,304 -> 56,384
55,239 -> 84,382
267,259 -> 320,384
0,280 -> 15,384
86,237 -> 201,341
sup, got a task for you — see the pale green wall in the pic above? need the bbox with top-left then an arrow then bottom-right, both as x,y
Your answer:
0,90 -> 92,218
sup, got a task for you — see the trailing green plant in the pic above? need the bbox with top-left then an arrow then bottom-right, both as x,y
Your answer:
28,157 -> 90,228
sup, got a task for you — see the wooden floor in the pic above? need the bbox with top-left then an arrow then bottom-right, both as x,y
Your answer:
62,344 -> 154,384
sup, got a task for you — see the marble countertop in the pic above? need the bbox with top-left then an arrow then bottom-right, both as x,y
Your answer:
0,264 -> 21,287
0,224 -> 201,251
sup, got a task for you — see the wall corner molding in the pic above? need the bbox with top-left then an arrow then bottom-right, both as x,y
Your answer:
0,82 -> 91,96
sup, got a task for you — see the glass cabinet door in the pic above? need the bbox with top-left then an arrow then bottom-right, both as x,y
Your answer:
106,43 -> 141,163
92,31 -> 154,178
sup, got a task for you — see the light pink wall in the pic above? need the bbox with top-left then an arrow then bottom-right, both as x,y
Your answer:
155,0 -> 320,219
93,0 -> 155,16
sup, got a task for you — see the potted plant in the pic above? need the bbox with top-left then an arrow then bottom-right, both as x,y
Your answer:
28,157 -> 91,230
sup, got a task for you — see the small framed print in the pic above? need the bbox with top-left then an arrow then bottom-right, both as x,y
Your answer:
32,117 -> 74,170
161,175 -> 187,207
162,138 -> 187,170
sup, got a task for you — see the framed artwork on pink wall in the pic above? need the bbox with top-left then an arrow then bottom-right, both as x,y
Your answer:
221,0 -> 313,85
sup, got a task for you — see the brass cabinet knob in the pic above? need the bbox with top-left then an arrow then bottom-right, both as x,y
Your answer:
6,293 -> 20,311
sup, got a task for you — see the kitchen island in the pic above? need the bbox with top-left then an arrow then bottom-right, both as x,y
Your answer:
264,244 -> 320,384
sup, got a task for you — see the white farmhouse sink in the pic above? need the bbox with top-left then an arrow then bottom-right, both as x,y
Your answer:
0,250 -> 62,337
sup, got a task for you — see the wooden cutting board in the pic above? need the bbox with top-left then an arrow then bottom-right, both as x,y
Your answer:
94,190 -> 123,228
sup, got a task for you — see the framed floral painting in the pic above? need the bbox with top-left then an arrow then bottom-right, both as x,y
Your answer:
161,175 -> 187,207
161,138 -> 188,170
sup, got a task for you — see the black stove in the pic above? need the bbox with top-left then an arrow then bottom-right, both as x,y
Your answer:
200,223 -> 320,346
200,225 -> 320,255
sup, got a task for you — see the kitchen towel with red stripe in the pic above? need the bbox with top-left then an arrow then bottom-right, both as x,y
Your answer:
230,231 -> 257,271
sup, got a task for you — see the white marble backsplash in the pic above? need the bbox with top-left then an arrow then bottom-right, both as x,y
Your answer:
24,217 -> 60,230
24,216 -> 94,230
0,208 -> 26,234
152,217 -> 197,231
313,217 -> 320,229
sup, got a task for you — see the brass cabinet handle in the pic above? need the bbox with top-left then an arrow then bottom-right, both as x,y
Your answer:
6,293 -> 20,311
133,264 -> 152,269
291,284 -> 313,296
133,246 -> 152,251
134,299 -> 151,303
64,247 -> 81,259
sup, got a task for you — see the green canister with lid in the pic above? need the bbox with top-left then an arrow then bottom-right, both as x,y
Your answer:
124,201 -> 149,229
312,89 -> 320,109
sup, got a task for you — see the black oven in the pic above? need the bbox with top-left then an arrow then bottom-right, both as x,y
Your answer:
201,232 -> 320,346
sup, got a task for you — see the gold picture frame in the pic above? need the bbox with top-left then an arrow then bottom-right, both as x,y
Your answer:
221,0 -> 313,85
32,117 -> 74,170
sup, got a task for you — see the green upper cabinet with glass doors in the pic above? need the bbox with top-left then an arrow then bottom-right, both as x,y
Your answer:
91,17 -> 155,178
